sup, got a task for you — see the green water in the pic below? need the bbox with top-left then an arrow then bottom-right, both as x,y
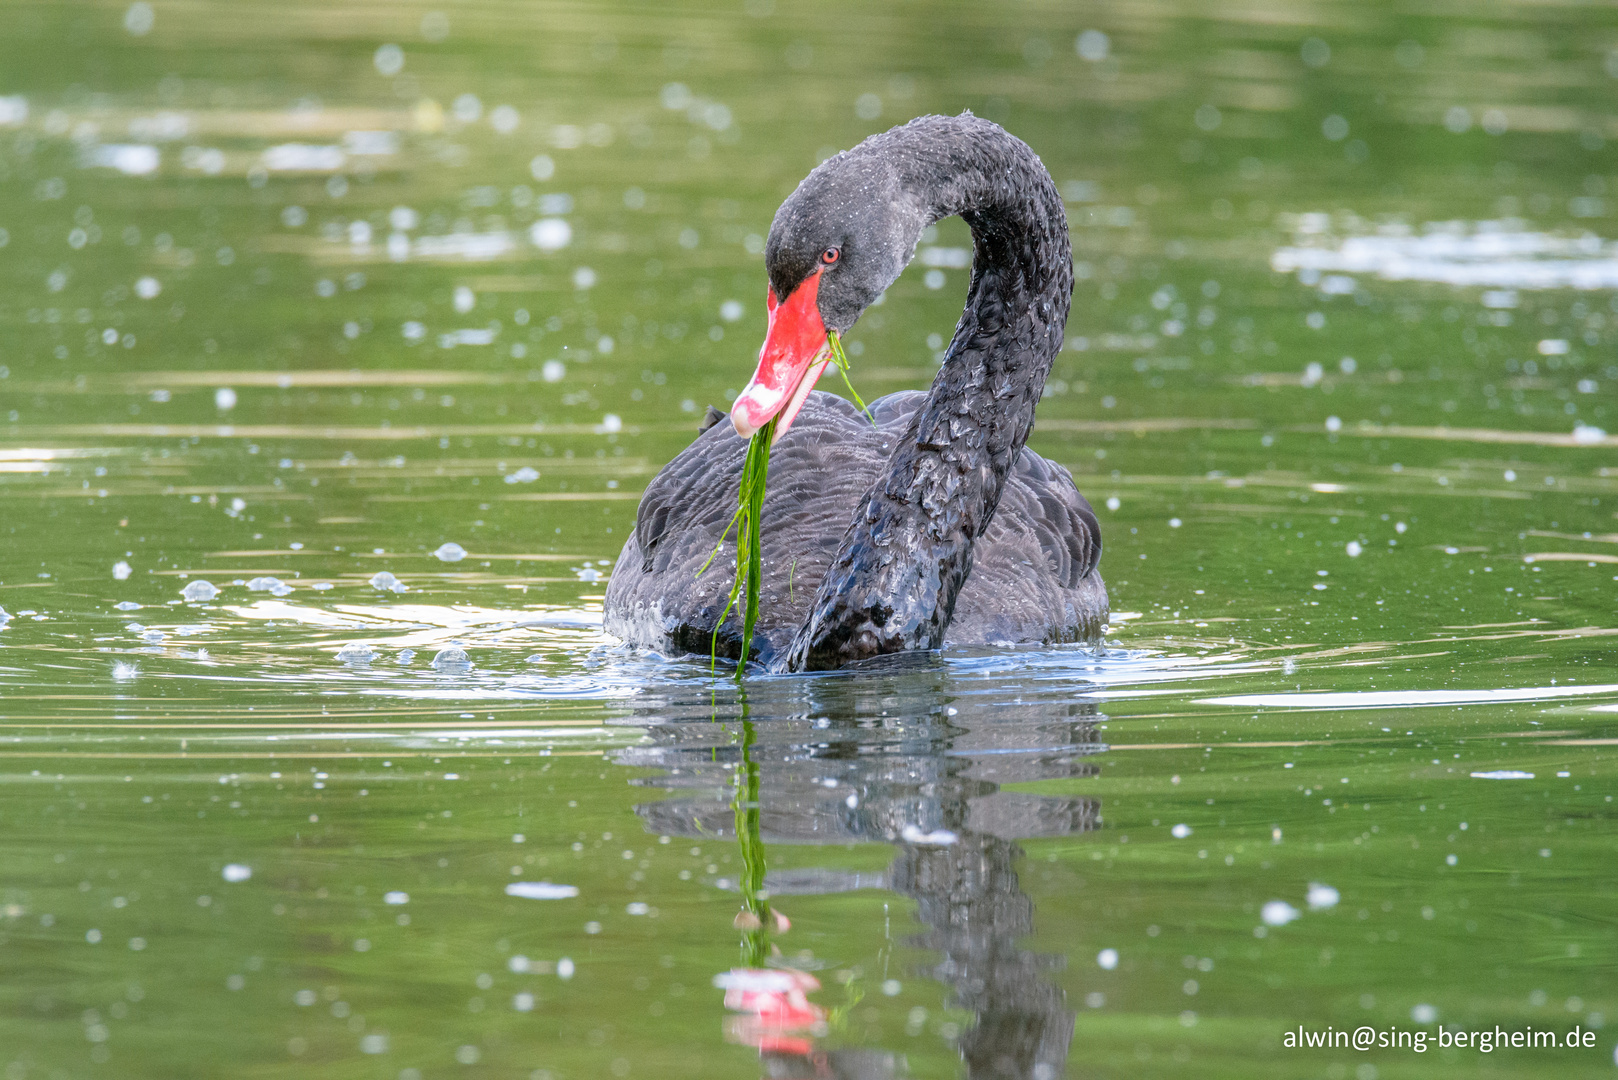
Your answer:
2,2 -> 1617,1077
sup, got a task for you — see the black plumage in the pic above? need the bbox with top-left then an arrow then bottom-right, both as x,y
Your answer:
603,114 -> 1108,670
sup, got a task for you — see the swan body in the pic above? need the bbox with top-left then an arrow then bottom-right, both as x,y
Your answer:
605,391 -> 1104,666
603,114 -> 1108,670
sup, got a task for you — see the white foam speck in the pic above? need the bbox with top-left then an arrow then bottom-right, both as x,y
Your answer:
1470,770 -> 1535,780
1097,948 -> 1118,970
113,561 -> 133,581
1171,823 -> 1192,839
1261,900 -> 1300,926
1306,882 -> 1340,909
261,144 -> 345,172
383,891 -> 409,905
899,824 -> 958,846
529,219 -> 572,251
505,882 -> 578,900
83,144 -> 160,176
222,864 -> 251,883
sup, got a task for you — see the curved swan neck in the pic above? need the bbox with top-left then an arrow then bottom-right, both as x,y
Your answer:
784,116 -> 1072,671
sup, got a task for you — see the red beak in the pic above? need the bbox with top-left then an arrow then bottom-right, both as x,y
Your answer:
731,269 -> 831,443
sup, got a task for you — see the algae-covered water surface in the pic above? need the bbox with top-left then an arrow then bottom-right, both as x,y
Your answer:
2,2 -> 1616,1077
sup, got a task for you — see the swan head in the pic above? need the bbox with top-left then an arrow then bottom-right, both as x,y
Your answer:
731,127 -> 932,441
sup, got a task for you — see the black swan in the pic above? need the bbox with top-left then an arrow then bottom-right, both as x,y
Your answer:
604,113 -> 1106,671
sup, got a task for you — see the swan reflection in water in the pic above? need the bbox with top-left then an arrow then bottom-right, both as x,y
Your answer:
614,662 -> 1106,1079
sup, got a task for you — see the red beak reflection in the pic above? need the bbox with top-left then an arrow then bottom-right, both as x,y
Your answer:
730,269 -> 831,443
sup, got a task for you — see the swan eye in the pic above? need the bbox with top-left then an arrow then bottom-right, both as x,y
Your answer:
820,246 -> 840,265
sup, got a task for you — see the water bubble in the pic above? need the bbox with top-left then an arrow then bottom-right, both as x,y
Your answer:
529,154 -> 555,181
490,105 -> 520,134
1306,883 -> 1340,909
383,891 -> 409,905
899,825 -> 957,846
134,276 -> 161,300
558,957 -> 575,979
573,267 -> 597,290
660,83 -> 691,110
1075,29 -> 1109,62
123,2 -> 154,36
1097,948 -> 1119,970
542,360 -> 565,382
529,218 -> 571,251
1444,106 -> 1472,134
336,643 -> 376,663
452,94 -> 482,123
373,44 -> 404,76
432,644 -> 471,669
1346,540 -> 1363,557
1261,900 -> 1300,926
181,580 -> 219,602
433,542 -> 467,562
1301,37 -> 1330,68
112,561 -> 133,581
719,299 -> 744,322
1412,1003 -> 1438,1024
504,466 -> 539,484
1105,496 -> 1120,511
454,285 -> 475,313
600,414 -> 623,434
513,992 -> 535,1012
1325,415 -> 1342,433
222,864 -> 251,883
854,93 -> 882,121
